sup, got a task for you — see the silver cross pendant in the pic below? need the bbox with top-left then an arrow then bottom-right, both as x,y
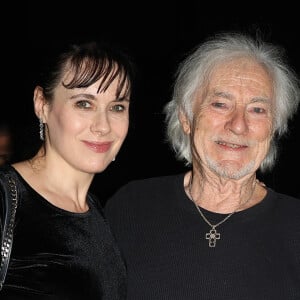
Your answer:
205,227 -> 220,247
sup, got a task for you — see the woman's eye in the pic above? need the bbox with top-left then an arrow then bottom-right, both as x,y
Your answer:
111,104 -> 125,112
75,100 -> 92,109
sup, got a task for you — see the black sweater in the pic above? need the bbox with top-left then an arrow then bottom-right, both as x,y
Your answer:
105,173 -> 300,300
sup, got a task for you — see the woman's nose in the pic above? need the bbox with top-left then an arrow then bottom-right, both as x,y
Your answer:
90,113 -> 111,136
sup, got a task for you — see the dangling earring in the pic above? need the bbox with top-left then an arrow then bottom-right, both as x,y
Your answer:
39,118 -> 44,141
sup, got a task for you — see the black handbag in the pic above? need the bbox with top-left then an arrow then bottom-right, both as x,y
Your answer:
0,170 -> 18,291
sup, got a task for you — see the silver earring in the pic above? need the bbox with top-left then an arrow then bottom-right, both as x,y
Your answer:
112,157 -> 115,162
39,118 -> 44,141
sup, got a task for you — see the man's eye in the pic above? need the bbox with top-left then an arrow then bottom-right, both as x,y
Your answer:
248,105 -> 268,114
75,101 -> 92,109
252,107 -> 266,114
212,102 -> 226,108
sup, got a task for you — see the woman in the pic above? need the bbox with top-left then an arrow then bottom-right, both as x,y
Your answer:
0,40 -> 134,299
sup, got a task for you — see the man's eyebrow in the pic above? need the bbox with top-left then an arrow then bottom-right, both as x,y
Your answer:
213,91 -> 233,100
250,97 -> 271,104
213,91 -> 271,104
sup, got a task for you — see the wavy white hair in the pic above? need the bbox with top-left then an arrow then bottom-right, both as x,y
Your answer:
164,32 -> 300,173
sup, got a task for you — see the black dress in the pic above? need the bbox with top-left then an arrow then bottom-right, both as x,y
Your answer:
0,164 -> 126,299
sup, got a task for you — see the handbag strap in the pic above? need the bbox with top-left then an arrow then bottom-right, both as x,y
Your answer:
0,171 -> 18,290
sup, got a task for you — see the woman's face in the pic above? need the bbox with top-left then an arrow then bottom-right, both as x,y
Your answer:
37,70 -> 130,174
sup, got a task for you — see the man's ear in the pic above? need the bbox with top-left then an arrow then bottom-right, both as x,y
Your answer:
179,110 -> 191,134
33,86 -> 48,121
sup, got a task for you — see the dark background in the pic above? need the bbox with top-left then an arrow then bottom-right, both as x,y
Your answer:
4,3 -> 300,202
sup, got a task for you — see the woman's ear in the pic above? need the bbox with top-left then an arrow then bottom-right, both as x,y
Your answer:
179,110 -> 191,134
33,86 -> 47,121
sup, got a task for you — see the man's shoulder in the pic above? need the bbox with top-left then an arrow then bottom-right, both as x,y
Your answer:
122,172 -> 185,191
106,173 -> 185,207
268,188 -> 300,211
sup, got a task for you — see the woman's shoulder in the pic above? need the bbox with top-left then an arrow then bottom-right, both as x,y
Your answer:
0,163 -> 15,174
0,164 -> 19,187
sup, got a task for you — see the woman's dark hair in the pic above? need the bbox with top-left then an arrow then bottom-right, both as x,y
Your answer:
37,40 -> 135,102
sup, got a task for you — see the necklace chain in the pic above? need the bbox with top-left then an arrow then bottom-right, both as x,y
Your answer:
193,203 -> 235,229
188,174 -> 255,247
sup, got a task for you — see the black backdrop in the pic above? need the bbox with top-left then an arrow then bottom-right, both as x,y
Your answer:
4,3 -> 300,202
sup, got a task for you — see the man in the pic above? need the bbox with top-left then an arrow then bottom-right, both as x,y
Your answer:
105,32 -> 300,299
